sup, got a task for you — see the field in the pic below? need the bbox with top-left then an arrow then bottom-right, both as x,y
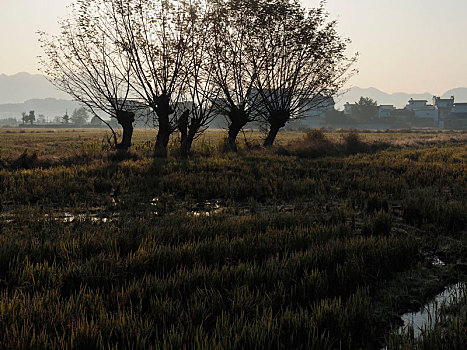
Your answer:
0,128 -> 466,349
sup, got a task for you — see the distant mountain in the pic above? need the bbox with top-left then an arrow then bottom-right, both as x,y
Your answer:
442,88 -> 467,102
0,98 -> 82,120
0,72 -> 69,104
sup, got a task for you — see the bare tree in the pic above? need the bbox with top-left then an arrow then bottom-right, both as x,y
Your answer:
176,2 -> 220,157
207,0 -> 269,152
107,0 -> 196,158
39,1 -> 135,150
255,0 -> 357,146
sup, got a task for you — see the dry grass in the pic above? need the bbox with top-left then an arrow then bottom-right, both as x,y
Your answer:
0,129 -> 465,348
1,127 -> 466,161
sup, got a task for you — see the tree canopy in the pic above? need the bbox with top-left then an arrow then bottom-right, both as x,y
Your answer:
39,0 -> 355,153
354,97 -> 378,122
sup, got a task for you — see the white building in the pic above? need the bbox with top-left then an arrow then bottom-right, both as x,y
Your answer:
344,102 -> 356,116
406,99 -> 428,111
413,106 -> 438,122
299,96 -> 335,119
452,103 -> 467,114
405,98 -> 438,123
378,105 -> 396,118
433,96 -> 455,128
433,96 -> 455,110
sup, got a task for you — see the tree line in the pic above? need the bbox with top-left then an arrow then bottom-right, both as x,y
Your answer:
39,0 -> 355,157
20,108 -> 90,125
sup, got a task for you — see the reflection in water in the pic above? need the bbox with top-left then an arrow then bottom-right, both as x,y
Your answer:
399,282 -> 465,338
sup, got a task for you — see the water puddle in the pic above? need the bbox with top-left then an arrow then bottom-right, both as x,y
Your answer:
59,212 -> 113,223
398,282 -> 465,338
2,209 -> 116,224
431,256 -> 446,267
189,199 -> 225,217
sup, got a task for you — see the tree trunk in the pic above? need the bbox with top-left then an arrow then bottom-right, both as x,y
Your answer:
264,124 -> 281,147
181,124 -> 198,157
116,110 -> 135,151
154,118 -> 171,158
178,110 -> 190,157
224,123 -> 242,152
263,110 -> 289,147
224,108 -> 249,152
154,94 -> 174,158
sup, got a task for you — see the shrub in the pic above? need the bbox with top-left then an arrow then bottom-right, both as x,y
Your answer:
291,129 -> 336,158
303,129 -> 329,146
366,193 -> 389,213
343,131 -> 367,154
10,150 -> 39,169
362,210 -> 392,236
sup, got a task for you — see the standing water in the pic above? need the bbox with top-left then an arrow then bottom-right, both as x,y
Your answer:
399,282 -> 465,338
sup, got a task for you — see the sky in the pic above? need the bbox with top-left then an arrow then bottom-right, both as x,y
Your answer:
0,0 -> 466,95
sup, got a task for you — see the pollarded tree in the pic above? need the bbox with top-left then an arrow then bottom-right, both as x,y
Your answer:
109,0 -> 197,158
207,0 -> 270,152
39,1 -> 136,150
255,0 -> 356,146
176,1 -> 221,157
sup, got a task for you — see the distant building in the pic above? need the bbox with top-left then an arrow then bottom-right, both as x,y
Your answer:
378,105 -> 396,119
433,96 -> 455,110
445,102 -> 467,129
413,106 -> 438,123
452,103 -> 467,114
299,96 -> 335,119
403,98 -> 438,124
344,102 -> 357,116
390,108 -> 412,122
405,99 -> 428,111
340,94 -> 466,129
433,96 -> 455,127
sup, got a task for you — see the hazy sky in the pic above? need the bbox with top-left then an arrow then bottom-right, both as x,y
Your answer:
1,0 -> 466,94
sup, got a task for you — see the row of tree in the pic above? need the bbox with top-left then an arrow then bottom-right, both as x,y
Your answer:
20,108 -> 90,125
39,0 -> 355,157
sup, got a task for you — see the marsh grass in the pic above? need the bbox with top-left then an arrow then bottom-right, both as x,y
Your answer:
0,130 -> 466,348
386,284 -> 467,349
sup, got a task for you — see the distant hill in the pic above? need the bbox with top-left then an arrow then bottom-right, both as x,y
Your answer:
0,98 -> 82,120
442,88 -> 467,102
0,72 -> 69,104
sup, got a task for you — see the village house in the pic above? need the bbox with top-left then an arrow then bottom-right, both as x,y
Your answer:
344,102 -> 356,116
378,105 -> 396,119
405,99 -> 428,111
443,101 -> 467,129
370,95 -> 467,128
433,96 -> 455,128
403,98 -> 438,124
299,96 -> 335,119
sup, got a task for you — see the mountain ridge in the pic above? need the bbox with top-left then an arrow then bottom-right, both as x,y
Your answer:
0,72 -> 69,104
